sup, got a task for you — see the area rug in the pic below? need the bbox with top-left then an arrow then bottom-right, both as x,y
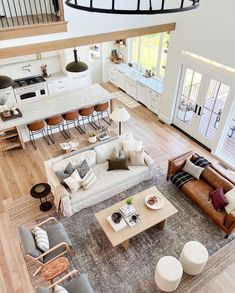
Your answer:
57,167 -> 234,293
114,90 -> 140,108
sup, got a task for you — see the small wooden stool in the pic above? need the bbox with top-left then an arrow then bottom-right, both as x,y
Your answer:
41,257 -> 70,285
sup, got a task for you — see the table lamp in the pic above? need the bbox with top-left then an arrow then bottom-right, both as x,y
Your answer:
110,105 -> 130,135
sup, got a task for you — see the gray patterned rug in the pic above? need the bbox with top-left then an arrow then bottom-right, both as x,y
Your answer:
58,167 -> 234,293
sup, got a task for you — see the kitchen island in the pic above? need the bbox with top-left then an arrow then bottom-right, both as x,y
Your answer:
0,84 -> 114,132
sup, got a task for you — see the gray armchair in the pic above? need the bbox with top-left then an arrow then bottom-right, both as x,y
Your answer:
18,217 -> 73,276
36,270 -> 94,293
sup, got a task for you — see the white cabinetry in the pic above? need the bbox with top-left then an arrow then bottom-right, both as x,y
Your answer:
1,88 -> 17,104
137,81 -> 161,115
67,72 -> 90,90
108,65 -> 125,89
125,76 -> 137,100
47,76 -> 68,95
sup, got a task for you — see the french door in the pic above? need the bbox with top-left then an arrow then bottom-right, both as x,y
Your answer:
174,65 -> 233,150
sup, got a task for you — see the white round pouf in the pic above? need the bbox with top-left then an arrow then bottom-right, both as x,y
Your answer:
179,241 -> 209,275
155,256 -> 183,292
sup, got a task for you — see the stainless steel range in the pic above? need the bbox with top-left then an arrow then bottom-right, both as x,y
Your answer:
13,75 -> 49,102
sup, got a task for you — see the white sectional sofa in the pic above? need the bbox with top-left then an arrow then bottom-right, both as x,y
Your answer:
44,134 -> 154,217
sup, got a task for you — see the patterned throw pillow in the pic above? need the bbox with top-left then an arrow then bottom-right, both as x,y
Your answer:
76,159 -> 90,179
63,169 -> 81,193
182,159 -> 204,180
81,169 -> 97,190
33,226 -> 49,252
54,285 -> 69,293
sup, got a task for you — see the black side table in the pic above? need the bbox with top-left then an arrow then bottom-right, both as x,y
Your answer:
30,183 -> 52,212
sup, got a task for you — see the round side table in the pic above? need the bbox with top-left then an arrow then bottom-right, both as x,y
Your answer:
30,183 -> 52,212
41,257 -> 70,285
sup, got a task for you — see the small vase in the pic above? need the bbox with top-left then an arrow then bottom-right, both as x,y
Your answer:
88,136 -> 97,144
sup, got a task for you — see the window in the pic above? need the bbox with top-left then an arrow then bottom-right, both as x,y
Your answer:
129,32 -> 170,79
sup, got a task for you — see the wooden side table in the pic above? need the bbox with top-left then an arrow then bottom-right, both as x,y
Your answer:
41,257 -> 70,285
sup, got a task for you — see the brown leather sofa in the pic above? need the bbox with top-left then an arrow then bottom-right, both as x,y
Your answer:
167,151 -> 235,237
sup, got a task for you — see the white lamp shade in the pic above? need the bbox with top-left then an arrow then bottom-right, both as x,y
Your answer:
110,105 -> 130,122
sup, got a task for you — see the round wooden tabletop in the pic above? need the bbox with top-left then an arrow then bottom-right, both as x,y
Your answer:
41,257 -> 69,282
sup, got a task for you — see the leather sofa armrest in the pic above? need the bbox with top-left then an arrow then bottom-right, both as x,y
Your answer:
224,211 -> 235,230
167,151 -> 194,180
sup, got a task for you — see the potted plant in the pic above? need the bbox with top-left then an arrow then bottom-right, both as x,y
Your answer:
126,197 -> 133,211
88,131 -> 97,143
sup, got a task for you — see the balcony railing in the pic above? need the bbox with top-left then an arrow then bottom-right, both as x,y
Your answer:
0,0 -> 64,27
0,0 -> 67,39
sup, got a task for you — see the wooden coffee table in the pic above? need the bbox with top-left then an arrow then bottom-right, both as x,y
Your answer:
41,257 -> 70,284
95,186 -> 178,250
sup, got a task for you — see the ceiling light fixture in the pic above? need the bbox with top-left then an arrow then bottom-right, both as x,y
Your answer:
66,48 -> 88,73
65,0 -> 200,15
0,75 -> 14,89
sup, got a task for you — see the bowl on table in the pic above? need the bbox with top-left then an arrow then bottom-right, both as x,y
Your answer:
145,194 -> 164,210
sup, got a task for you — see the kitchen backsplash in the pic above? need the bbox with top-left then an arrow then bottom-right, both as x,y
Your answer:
0,55 -> 62,79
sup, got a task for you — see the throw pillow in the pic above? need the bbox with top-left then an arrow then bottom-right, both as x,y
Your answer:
64,162 -> 74,175
122,139 -> 143,156
63,169 -> 81,193
107,158 -> 129,171
55,285 -> 69,293
129,149 -> 145,166
33,226 -> 49,252
76,159 -> 90,179
109,147 -> 120,160
55,171 -> 70,188
210,188 -> 228,211
224,187 -> 235,214
81,169 -> 97,190
182,159 -> 204,179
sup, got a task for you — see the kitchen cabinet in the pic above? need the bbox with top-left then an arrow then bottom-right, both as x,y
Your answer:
0,88 -> 17,104
67,72 -> 90,90
108,65 -> 118,85
47,76 -> 68,95
125,76 -> 137,100
108,65 -> 125,90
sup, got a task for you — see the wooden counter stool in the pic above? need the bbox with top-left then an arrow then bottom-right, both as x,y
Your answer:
94,101 -> 111,127
79,106 -> 98,132
46,115 -> 69,144
62,110 -> 85,136
27,120 -> 50,149
41,257 -> 70,286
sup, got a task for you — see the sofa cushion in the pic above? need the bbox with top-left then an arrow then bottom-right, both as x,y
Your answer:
64,163 -> 74,175
201,167 -> 234,193
76,159 -> 90,179
65,274 -> 94,293
64,170 -> 81,193
182,159 -> 204,179
129,150 -> 145,166
181,180 -> 226,225
33,226 -> 50,252
225,188 -> 235,214
43,222 -> 72,263
18,226 -> 42,258
107,158 -> 129,171
210,188 -> 228,211
80,169 -> 97,190
94,139 -> 123,164
52,150 -> 96,172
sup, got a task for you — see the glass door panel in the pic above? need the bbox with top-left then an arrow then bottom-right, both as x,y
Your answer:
176,68 -> 202,126
197,79 -> 230,140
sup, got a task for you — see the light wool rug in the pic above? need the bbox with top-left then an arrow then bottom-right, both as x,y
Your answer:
56,167 -> 234,293
114,90 -> 140,108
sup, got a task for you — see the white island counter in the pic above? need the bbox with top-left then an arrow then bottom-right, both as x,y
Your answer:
0,84 -> 114,131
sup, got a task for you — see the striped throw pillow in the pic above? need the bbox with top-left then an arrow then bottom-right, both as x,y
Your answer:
81,169 -> 97,190
54,285 -> 69,293
33,226 -> 49,252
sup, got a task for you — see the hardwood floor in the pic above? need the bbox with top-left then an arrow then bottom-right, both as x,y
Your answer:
0,82 -> 234,292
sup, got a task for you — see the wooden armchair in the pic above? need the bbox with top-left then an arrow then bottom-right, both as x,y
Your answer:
36,270 -> 94,293
18,217 -> 73,276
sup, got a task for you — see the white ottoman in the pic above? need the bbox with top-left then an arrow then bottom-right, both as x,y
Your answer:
155,256 -> 183,292
179,241 -> 209,275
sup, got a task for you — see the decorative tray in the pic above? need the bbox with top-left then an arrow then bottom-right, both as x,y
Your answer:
0,108 -> 22,121
145,194 -> 164,210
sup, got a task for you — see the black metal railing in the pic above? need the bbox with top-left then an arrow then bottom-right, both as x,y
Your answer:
0,0 -> 63,28
65,0 -> 200,15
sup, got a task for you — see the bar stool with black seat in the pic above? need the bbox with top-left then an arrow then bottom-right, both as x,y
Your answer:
94,101 -> 111,127
79,106 -> 98,133
27,120 -> 50,149
46,115 -> 69,144
62,110 -> 85,136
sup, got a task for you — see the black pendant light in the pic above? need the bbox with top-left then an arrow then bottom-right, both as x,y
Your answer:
0,75 -> 14,89
66,48 -> 88,73
65,0 -> 200,15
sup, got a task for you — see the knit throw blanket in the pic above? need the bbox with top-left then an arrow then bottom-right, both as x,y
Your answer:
171,156 -> 212,189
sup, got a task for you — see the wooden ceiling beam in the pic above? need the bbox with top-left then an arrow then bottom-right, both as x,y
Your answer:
0,22 -> 176,59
